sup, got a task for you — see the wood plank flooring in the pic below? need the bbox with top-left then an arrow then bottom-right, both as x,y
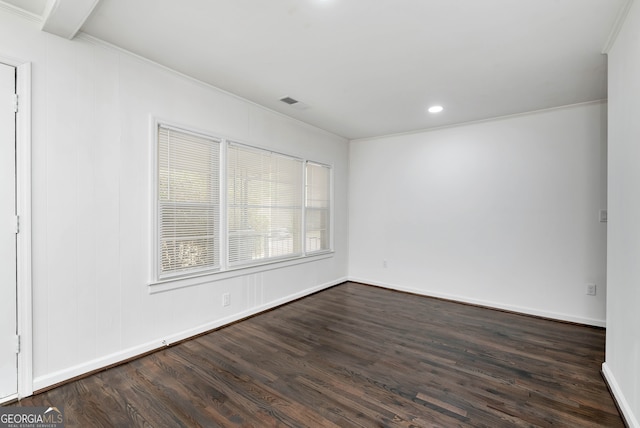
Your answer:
13,282 -> 623,427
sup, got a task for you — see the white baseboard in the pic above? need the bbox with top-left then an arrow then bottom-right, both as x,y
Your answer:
32,277 -> 346,392
32,339 -> 166,392
348,277 -> 606,327
602,362 -> 640,428
0,393 -> 17,405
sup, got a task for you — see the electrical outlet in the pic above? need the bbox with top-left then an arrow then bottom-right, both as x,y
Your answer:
222,293 -> 230,307
586,284 -> 596,296
383,260 -> 388,268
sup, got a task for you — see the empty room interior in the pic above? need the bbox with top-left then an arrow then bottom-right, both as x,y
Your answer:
1,0 -> 639,426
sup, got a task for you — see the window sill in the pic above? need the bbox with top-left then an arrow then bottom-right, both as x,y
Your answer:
148,251 -> 334,294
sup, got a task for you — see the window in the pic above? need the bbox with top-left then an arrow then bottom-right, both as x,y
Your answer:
157,125 -> 220,278
305,162 -> 331,253
227,143 -> 303,266
154,122 -> 333,283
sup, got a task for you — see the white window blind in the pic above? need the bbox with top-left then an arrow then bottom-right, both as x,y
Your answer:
227,143 -> 303,266
158,125 -> 220,277
305,162 -> 331,253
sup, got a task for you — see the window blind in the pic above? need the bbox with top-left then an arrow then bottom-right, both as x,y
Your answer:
305,162 -> 331,253
227,143 -> 303,266
158,126 -> 220,277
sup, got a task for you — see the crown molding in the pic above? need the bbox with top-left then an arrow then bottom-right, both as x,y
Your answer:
349,100 -> 608,143
602,0 -> 635,53
0,1 -> 43,24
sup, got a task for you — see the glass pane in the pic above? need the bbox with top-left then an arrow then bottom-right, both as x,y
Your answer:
227,143 -> 303,265
158,126 -> 220,276
305,162 -> 331,253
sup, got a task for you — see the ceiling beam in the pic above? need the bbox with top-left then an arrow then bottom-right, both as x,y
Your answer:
41,0 -> 100,39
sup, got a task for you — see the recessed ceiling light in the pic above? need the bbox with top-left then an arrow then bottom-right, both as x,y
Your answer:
428,105 -> 444,113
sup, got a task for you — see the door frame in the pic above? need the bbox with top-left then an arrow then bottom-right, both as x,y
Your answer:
0,56 -> 32,401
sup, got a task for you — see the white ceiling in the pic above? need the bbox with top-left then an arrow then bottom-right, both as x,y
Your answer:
1,0 -> 630,139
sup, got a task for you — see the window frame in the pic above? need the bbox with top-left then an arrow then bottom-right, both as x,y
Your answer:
227,141 -> 305,268
150,119 -> 334,289
153,122 -> 222,280
305,161 -> 333,255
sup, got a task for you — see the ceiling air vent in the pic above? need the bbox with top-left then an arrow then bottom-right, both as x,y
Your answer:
279,96 -> 309,110
280,96 -> 299,105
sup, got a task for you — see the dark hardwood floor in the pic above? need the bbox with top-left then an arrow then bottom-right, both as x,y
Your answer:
13,282 -> 623,427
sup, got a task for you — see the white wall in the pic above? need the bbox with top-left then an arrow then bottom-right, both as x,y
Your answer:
603,0 -> 640,425
0,11 -> 348,391
349,102 -> 608,326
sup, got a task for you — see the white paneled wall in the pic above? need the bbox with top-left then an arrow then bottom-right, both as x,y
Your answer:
604,0 -> 640,425
349,102 -> 608,326
0,11 -> 348,391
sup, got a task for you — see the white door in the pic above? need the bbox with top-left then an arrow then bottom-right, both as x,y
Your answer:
0,62 -> 17,400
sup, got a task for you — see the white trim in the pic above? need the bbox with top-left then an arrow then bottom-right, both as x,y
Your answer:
219,138 -> 228,271
300,160 -> 306,256
150,116 -> 325,170
149,252 -> 334,294
153,121 -> 223,280
75,33 -> 347,142
349,277 -> 607,327
331,161 -> 336,253
228,139 -> 305,162
15,62 -> 33,399
0,57 -> 34,400
304,160 -> 333,255
0,2 -> 43,24
602,362 -> 640,428
602,0 -> 635,54
0,393 -> 17,405
34,277 -> 346,391
349,99 -> 608,143
148,116 -> 157,285
0,57 -> 34,399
